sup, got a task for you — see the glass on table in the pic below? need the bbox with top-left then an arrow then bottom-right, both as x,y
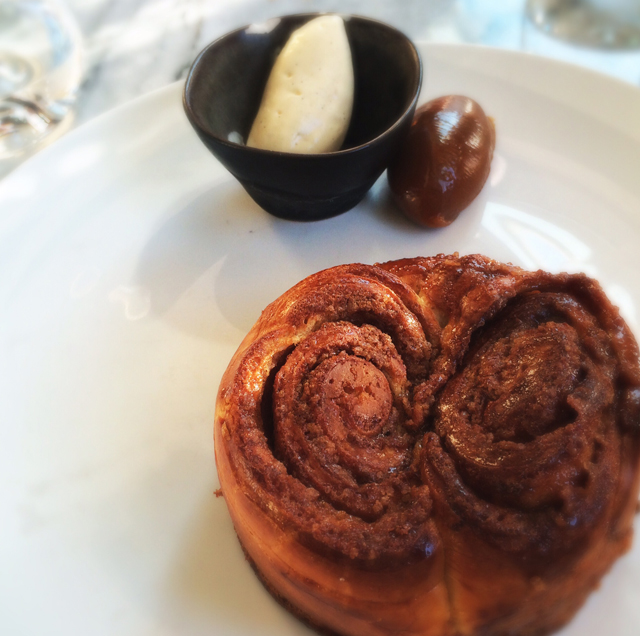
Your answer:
0,0 -> 82,173
523,0 -> 640,84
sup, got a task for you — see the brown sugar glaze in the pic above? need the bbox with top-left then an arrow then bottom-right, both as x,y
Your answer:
388,96 -> 495,227
214,254 -> 640,636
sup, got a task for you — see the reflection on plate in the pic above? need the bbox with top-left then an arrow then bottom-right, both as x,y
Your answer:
0,44 -> 639,635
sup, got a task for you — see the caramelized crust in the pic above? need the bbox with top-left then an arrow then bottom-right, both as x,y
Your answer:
214,254 -> 640,636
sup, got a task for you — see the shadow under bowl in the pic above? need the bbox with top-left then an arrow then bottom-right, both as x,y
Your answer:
183,14 -> 422,221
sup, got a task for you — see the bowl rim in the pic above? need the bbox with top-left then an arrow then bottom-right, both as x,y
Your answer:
182,12 -> 423,160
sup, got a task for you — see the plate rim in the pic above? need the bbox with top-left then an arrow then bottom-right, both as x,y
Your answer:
2,41 -> 640,199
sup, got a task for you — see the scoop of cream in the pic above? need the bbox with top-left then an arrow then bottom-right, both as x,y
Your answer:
246,15 -> 354,153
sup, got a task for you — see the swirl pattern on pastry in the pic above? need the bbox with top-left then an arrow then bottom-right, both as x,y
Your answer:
214,254 -> 640,636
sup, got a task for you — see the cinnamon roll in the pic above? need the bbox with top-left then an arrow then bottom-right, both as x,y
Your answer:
214,254 -> 640,636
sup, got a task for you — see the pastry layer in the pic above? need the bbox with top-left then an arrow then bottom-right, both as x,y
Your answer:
214,254 -> 640,636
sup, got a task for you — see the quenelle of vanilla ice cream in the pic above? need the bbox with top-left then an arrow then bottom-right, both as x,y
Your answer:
246,16 -> 354,153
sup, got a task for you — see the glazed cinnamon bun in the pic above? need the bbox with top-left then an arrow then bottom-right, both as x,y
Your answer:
214,254 -> 640,636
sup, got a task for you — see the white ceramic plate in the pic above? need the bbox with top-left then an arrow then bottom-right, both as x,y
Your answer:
1,43 -> 639,636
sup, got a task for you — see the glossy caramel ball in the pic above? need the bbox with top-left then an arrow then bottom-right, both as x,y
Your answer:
388,95 -> 495,228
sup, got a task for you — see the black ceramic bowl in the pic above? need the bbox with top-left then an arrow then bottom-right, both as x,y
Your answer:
183,14 -> 422,221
